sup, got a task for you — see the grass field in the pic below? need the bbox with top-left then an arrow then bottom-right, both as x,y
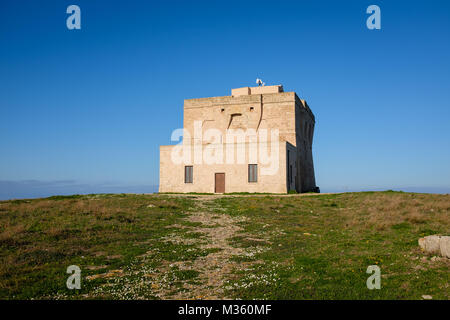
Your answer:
0,191 -> 448,299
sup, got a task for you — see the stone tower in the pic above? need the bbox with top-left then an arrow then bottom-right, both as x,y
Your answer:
159,85 -> 318,193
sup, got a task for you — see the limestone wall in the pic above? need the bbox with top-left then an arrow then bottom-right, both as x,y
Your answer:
183,92 -> 298,147
159,141 -> 288,193
294,97 -> 317,192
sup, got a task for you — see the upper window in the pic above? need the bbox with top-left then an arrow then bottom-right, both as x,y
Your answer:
185,166 -> 193,183
248,164 -> 257,183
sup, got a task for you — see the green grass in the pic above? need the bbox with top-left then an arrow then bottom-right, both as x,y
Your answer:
0,191 -> 448,300
0,194 -> 195,299
213,192 -> 449,299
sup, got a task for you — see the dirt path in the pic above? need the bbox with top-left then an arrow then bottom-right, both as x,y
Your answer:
159,197 -> 260,299
166,209 -> 246,299
86,197 -> 264,299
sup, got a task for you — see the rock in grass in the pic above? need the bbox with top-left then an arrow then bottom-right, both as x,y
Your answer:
439,236 -> 450,258
418,235 -> 441,255
418,235 -> 450,258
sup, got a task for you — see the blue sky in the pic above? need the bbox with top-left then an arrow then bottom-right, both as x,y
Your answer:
1,0 -> 449,199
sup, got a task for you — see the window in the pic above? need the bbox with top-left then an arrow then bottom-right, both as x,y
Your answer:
248,164 -> 257,182
184,166 -> 193,183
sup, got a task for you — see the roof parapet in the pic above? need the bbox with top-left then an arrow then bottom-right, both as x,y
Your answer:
231,85 -> 284,96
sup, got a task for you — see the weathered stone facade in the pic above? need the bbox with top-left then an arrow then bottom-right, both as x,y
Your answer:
159,85 -> 318,193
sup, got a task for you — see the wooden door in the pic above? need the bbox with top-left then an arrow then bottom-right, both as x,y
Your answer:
215,173 -> 225,193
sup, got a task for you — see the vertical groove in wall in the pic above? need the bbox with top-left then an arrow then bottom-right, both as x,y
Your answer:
256,94 -> 263,132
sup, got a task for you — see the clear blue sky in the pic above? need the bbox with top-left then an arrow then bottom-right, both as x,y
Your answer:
1,0 -> 449,199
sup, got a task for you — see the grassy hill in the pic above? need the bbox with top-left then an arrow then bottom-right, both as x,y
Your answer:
0,191 -> 448,299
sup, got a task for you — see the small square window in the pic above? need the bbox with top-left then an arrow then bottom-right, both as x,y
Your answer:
185,166 -> 193,183
250,107 -> 254,111
248,164 -> 257,183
